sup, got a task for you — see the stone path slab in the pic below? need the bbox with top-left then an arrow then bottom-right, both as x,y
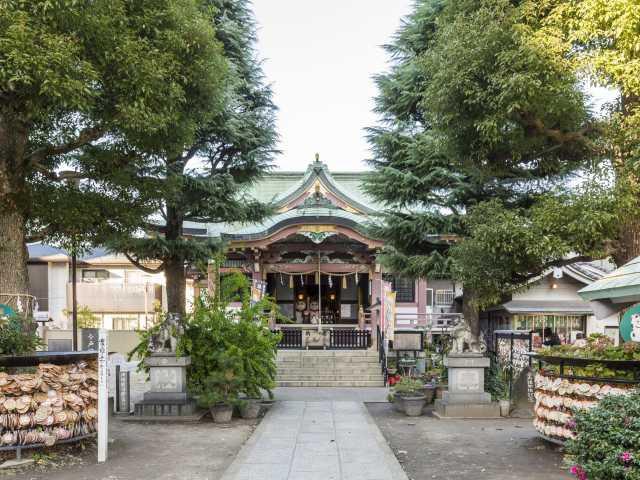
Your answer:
221,401 -> 408,480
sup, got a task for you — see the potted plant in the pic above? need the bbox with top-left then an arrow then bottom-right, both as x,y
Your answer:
387,392 -> 404,412
238,396 -> 262,419
422,381 -> 436,404
194,349 -> 244,423
393,377 -> 426,416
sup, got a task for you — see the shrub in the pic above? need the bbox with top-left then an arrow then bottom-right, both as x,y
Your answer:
566,393 -> 640,480
178,273 -> 280,399
131,271 -> 281,400
0,315 -> 43,355
193,346 -> 245,408
392,377 -> 424,397
485,352 -> 509,401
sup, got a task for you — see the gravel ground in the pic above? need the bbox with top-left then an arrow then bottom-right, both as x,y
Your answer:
366,403 -> 571,480
0,415 -> 258,480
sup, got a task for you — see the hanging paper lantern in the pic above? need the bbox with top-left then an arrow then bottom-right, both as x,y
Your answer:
315,271 -> 320,284
289,275 -> 293,289
342,276 -> 347,289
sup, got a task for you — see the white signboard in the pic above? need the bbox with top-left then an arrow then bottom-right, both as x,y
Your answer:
97,329 -> 109,463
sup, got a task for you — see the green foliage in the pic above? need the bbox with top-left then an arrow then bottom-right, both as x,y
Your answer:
130,271 -> 280,399
0,315 -> 43,355
450,181 -> 617,307
541,334 -> 640,380
193,347 -> 245,407
107,0 -> 278,313
365,0 -> 600,308
392,377 -> 424,397
566,393 -> 640,480
179,272 -> 280,399
486,353 -> 509,401
0,0 -> 228,295
63,305 -> 100,329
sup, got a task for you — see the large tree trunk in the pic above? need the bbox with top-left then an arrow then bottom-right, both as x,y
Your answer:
612,94 -> 640,266
164,198 -> 186,317
165,256 -> 186,317
462,285 -> 481,340
0,111 -> 30,299
0,208 -> 30,298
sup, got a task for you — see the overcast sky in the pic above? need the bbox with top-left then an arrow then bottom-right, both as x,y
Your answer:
252,0 -> 414,172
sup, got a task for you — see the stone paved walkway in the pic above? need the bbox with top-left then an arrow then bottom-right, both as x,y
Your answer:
221,401 -> 408,480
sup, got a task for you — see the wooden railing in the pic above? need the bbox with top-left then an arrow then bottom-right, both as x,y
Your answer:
329,329 -> 371,350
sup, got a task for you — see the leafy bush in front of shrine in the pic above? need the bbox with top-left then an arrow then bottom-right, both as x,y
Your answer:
129,272 -> 281,400
566,393 -> 640,480
178,273 -> 281,399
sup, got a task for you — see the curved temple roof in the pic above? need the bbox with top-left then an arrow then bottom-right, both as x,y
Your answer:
192,158 -> 381,244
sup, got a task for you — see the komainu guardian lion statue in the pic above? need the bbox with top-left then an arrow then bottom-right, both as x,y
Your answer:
149,313 -> 184,353
450,321 -> 486,354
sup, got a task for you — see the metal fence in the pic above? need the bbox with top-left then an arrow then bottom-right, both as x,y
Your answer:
329,329 -> 371,349
274,328 -> 303,349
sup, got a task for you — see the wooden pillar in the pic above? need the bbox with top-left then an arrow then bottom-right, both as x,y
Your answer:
417,278 -> 428,327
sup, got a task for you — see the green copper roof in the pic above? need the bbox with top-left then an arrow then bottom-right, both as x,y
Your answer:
245,162 -> 381,211
220,207 -> 368,241
578,256 -> 640,301
184,160 -> 382,241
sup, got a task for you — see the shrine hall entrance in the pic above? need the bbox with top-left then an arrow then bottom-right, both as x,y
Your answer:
266,272 -> 370,325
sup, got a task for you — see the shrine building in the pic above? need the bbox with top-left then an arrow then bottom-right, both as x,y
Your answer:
186,156 -> 459,346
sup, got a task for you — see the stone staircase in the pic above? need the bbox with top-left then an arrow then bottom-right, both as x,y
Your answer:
276,349 -> 385,387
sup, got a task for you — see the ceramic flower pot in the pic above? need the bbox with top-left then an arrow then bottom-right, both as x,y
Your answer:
210,404 -> 233,423
499,399 -> 511,417
240,399 -> 262,419
402,395 -> 426,417
260,399 -> 275,414
435,384 -> 447,399
392,394 -> 404,413
423,384 -> 436,404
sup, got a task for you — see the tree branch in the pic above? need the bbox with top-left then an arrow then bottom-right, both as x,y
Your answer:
26,126 -> 104,168
124,252 -> 165,274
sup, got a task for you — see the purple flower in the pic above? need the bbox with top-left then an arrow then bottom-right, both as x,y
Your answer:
620,452 -> 633,464
566,419 -> 577,431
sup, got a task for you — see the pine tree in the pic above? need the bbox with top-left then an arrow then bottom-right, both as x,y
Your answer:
365,0 -> 598,336
113,0 -> 278,316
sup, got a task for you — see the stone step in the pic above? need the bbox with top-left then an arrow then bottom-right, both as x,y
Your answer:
277,373 -> 383,381
276,380 -> 385,387
277,357 -> 380,365
277,349 -> 378,355
277,367 -> 382,375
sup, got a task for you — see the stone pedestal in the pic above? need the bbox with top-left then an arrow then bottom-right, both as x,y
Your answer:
134,354 -> 197,417
434,353 -> 500,418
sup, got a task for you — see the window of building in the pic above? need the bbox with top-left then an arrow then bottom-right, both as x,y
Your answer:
512,314 -> 586,338
112,316 -> 139,331
82,269 -> 110,282
388,276 -> 415,303
435,289 -> 454,305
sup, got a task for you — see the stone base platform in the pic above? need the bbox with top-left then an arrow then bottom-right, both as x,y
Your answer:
122,408 -> 207,423
134,398 -> 198,417
433,399 -> 500,418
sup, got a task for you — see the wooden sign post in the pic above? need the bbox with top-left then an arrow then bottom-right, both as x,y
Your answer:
97,329 -> 109,462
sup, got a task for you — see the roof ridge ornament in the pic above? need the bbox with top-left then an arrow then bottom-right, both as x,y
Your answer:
298,189 -> 336,209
